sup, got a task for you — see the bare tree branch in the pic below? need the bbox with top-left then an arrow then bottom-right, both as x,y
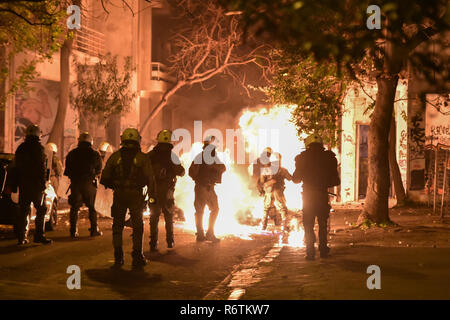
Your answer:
140,0 -> 271,134
0,8 -> 53,25
122,0 -> 134,16
406,25 -> 442,52
100,0 -> 110,14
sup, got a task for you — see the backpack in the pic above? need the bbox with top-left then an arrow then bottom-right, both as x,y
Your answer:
114,151 -> 148,189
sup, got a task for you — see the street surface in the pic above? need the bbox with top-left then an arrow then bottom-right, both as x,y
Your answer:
1,206 -> 450,299
0,211 -> 278,299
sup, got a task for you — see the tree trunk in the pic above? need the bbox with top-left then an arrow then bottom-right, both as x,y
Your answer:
47,38 -> 73,159
363,75 -> 399,223
389,117 -> 407,206
0,46 -> 7,151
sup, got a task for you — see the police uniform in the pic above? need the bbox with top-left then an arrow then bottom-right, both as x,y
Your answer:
260,163 -> 292,232
50,153 -> 63,195
64,133 -> 103,238
188,139 -> 226,242
14,125 -> 51,245
46,143 -> 62,196
293,135 -> 340,259
100,128 -> 156,268
148,130 -> 185,251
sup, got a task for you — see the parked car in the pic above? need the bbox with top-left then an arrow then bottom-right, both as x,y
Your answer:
0,153 -> 58,232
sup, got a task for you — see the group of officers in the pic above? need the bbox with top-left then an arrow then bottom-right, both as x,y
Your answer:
9,123 -> 339,269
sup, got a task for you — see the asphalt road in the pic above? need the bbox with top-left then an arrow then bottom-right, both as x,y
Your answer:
0,214 -> 279,300
2,207 -> 450,300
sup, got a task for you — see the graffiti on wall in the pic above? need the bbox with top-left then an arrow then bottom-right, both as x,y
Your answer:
14,80 -> 60,147
409,113 -> 426,159
343,133 -> 355,144
15,88 -> 54,144
398,129 -> 408,186
341,130 -> 356,202
409,112 -> 426,190
14,80 -> 78,161
425,94 -> 450,147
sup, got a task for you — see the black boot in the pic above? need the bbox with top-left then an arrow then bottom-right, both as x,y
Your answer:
132,250 -> 147,269
195,214 -> 205,242
113,247 -> 124,268
70,227 -> 79,239
17,229 -> 29,245
166,231 -> 174,249
90,226 -> 103,237
320,246 -> 330,259
205,211 -> 220,242
69,208 -> 78,237
34,234 -> 52,244
262,215 -> 268,230
305,246 -> 315,261
205,231 -> 220,243
150,241 -> 158,252
34,209 -> 51,244
196,232 -> 206,242
17,238 -> 29,245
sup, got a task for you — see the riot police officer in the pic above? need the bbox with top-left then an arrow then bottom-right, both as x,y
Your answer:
46,142 -> 63,196
14,124 -> 52,245
100,128 -> 156,269
188,136 -> 226,243
98,141 -> 113,162
64,132 -> 103,238
148,129 -> 185,251
293,134 -> 340,260
252,147 -> 273,188
259,152 -> 292,237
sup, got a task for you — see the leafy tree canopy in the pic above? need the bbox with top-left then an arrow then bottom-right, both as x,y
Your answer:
265,50 -> 350,147
223,0 -> 448,78
70,53 -> 136,121
0,0 -> 68,105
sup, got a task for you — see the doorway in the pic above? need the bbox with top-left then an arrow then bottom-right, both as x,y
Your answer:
357,124 -> 369,200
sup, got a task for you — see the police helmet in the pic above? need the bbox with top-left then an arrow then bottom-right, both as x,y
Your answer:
25,124 -> 41,137
304,134 -> 323,148
46,142 -> 58,153
157,130 -> 173,144
78,132 -> 93,145
262,147 -> 272,157
99,141 -> 113,153
121,128 -> 141,144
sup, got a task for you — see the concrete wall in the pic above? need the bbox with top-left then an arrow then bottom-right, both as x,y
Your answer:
407,82 -> 449,203
406,31 -> 450,203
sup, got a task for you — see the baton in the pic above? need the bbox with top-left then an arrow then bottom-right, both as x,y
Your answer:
328,192 -> 337,197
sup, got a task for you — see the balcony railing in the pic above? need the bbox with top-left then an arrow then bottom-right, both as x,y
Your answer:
73,26 -> 105,58
148,0 -> 164,8
151,62 -> 176,83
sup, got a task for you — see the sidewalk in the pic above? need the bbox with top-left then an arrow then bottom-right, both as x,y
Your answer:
242,205 -> 450,299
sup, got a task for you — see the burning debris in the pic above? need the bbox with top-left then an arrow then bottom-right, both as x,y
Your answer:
173,105 -> 306,246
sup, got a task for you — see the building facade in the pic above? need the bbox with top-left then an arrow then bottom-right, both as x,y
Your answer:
339,80 -> 408,204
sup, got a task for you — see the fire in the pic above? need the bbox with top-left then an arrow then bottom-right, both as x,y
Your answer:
174,142 -> 264,240
173,105 -> 306,246
285,218 -> 305,248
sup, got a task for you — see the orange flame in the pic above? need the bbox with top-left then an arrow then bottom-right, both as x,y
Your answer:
174,105 -> 306,246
